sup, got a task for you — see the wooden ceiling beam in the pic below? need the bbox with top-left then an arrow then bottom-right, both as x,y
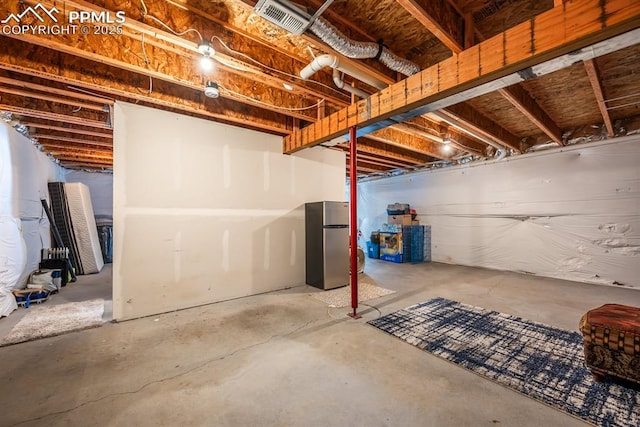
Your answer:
61,163 -> 111,169
61,0 -> 349,107
432,103 -> 524,152
34,135 -> 113,148
0,105 -> 110,129
370,127 -> 455,160
39,143 -> 112,154
396,0 -> 465,53
0,3 -> 321,122
354,138 -> 434,164
284,0 -> 640,153
583,59 -> 615,137
401,117 -> 487,155
498,86 -> 563,146
355,152 -> 417,169
56,158 -> 112,166
0,42 -> 292,135
0,76 -> 113,106
335,146 -> 415,169
21,121 -> 113,139
345,154 -> 399,170
345,162 -> 389,173
0,86 -> 107,112
0,92 -> 109,124
48,152 -> 113,161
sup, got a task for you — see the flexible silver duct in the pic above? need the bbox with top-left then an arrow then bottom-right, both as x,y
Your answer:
309,17 -> 420,77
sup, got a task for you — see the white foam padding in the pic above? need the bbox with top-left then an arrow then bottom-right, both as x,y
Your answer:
64,182 -> 104,274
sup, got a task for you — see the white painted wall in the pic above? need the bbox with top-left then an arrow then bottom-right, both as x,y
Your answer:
113,103 -> 345,320
357,136 -> 640,288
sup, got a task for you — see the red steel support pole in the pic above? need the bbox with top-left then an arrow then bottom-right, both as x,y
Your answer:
348,125 -> 360,319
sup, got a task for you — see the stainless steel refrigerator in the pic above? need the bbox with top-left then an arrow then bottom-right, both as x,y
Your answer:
305,201 -> 350,290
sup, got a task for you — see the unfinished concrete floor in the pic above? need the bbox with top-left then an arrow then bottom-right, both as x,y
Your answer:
0,264 -> 113,341
1,261 -> 639,426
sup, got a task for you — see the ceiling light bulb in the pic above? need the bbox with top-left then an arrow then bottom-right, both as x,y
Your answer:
197,39 -> 215,57
283,83 -> 294,91
443,144 -> 451,152
200,55 -> 213,71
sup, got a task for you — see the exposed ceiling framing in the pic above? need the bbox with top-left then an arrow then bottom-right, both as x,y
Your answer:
0,0 -> 638,175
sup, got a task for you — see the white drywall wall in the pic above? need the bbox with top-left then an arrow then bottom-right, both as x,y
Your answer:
113,102 -> 345,320
65,170 -> 113,223
358,136 -> 640,288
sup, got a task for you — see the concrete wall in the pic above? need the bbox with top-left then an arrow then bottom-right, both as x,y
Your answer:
357,136 -> 640,288
113,103 -> 345,320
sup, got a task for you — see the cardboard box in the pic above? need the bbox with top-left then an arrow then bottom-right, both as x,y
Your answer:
379,232 -> 402,256
380,253 -> 403,263
411,220 -> 420,225
387,214 -> 412,225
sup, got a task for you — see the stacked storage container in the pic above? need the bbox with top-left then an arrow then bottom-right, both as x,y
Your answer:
424,225 -> 432,262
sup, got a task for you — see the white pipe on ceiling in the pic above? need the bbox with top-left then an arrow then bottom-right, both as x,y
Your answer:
300,53 -> 388,91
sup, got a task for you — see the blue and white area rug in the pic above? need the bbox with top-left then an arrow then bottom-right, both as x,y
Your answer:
368,297 -> 639,427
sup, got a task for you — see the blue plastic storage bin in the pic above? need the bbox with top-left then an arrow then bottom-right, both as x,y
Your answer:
366,241 -> 380,259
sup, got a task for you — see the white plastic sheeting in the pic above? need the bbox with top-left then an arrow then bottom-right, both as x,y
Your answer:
0,123 -> 23,316
0,121 -> 65,304
113,102 -> 346,320
357,136 -> 640,288
0,218 -> 24,316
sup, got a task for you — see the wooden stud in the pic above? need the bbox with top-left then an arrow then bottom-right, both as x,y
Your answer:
584,59 -> 615,137
396,0 -> 465,53
436,104 -> 523,152
498,86 -> 563,145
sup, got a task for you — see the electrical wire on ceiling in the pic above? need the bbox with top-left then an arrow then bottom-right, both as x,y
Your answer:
140,0 -> 347,99
137,0 -> 343,109
140,0 -> 203,40
141,33 -> 150,65
67,86 -> 116,101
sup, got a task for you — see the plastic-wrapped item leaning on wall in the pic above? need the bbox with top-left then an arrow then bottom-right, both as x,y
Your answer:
0,217 -> 26,317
